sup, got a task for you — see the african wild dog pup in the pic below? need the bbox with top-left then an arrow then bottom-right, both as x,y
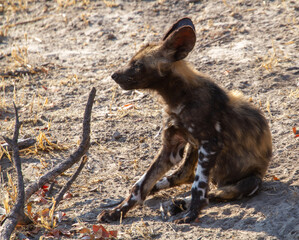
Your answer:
98,18 -> 272,224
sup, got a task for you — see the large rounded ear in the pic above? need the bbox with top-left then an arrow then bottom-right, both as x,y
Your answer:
163,17 -> 195,41
162,18 -> 196,61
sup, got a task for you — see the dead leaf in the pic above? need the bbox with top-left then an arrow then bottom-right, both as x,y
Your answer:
272,175 -> 279,181
224,70 -> 230,75
93,225 -> 110,238
92,224 -> 116,238
293,127 -> 297,134
92,224 -> 101,233
42,184 -> 49,192
122,103 -> 135,110
109,230 -> 118,237
99,225 -> 110,238
79,228 -> 90,234
27,202 -> 32,217
292,127 -> 299,138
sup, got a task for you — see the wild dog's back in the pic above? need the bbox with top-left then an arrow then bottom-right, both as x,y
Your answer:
167,63 -> 272,194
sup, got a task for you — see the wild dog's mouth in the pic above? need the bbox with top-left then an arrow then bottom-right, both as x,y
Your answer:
115,81 -> 137,90
111,73 -> 138,90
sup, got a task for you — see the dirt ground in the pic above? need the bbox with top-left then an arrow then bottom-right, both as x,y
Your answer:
0,0 -> 298,239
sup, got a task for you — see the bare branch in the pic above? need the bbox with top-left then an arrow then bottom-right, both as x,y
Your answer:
53,156 -> 88,209
1,138 -> 36,151
0,104 -> 31,240
24,87 -> 96,201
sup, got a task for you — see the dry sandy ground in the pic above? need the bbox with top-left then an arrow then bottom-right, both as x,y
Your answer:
0,0 -> 298,239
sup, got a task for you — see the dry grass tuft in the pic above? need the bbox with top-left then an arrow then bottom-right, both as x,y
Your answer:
22,132 -> 68,155
122,219 -> 154,239
256,40 -> 290,72
0,131 -> 68,161
103,0 -> 118,8
258,41 -> 279,71
2,172 -> 17,214
288,89 -> 299,99
0,34 -> 47,78
0,144 -> 12,162
56,0 -> 90,8
2,0 -> 29,13
11,45 -> 29,68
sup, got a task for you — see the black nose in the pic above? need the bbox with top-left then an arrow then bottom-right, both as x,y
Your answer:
111,72 -> 119,81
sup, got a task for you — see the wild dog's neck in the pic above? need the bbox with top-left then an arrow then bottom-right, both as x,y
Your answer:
153,61 -> 202,108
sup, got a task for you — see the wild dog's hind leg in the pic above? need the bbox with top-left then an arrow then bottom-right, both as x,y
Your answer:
150,144 -> 198,194
209,175 -> 262,201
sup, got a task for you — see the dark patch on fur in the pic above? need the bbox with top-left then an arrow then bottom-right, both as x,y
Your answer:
197,181 -> 207,189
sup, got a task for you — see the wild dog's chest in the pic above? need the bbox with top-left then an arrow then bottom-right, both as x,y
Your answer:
164,104 -> 197,135
164,103 -> 220,142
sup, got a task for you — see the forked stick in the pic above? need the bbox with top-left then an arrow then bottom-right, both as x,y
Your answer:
24,87 -> 96,201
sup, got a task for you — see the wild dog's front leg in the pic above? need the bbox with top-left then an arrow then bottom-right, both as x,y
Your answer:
98,144 -> 179,223
150,144 -> 198,194
174,138 -> 220,224
97,174 -> 146,223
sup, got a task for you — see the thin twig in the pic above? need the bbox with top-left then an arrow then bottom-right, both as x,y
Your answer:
53,156 -> 88,209
0,67 -> 47,78
0,52 -> 11,60
4,15 -> 48,29
199,33 -> 231,48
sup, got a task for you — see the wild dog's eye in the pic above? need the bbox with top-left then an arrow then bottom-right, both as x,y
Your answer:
133,61 -> 145,71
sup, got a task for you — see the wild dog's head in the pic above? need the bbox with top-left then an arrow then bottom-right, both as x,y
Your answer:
111,17 -> 196,90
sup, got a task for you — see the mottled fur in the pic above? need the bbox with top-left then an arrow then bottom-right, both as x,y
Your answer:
98,18 -> 272,224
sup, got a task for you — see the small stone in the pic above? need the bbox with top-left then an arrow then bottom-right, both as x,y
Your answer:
141,143 -> 149,149
107,33 -> 116,40
112,131 -> 122,140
